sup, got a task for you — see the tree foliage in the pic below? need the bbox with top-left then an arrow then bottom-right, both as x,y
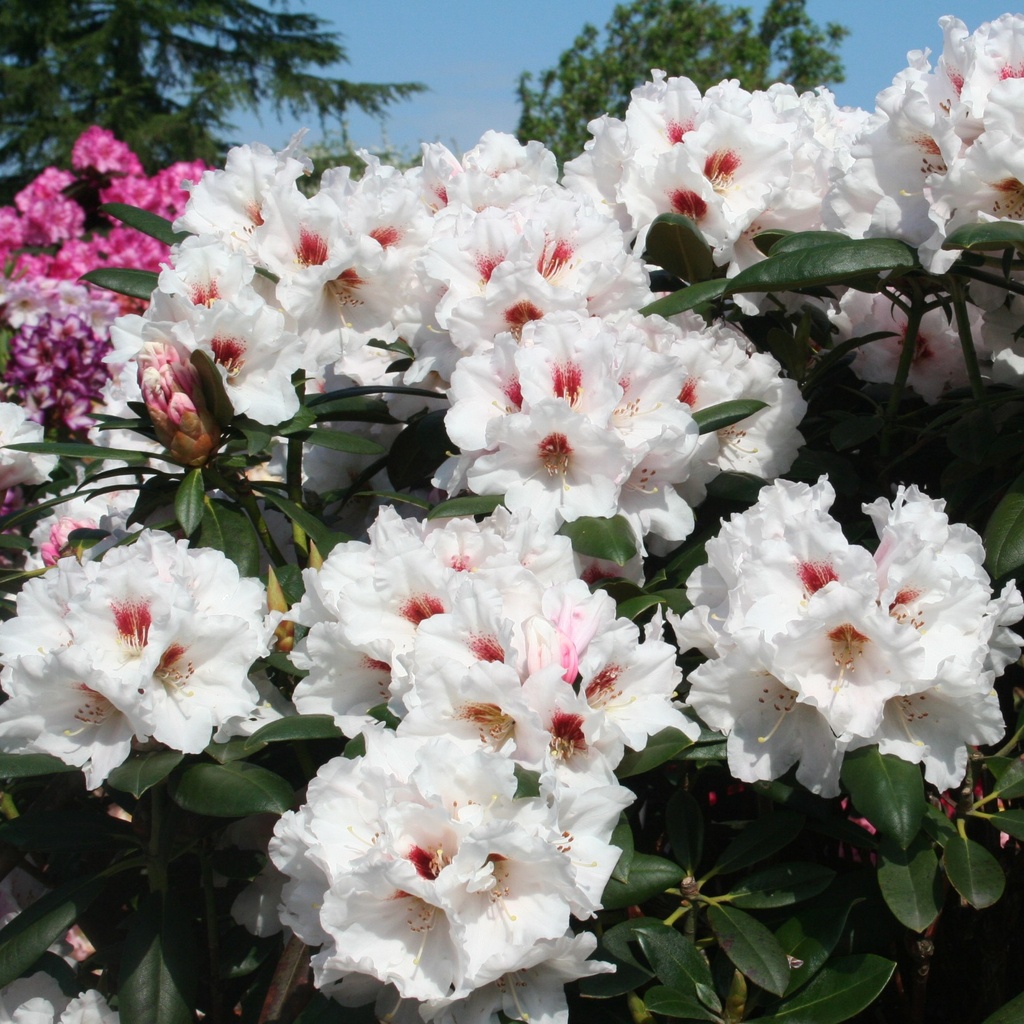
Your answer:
516,0 -> 848,163
0,0 -> 425,199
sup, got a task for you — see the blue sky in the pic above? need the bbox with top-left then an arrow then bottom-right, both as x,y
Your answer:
230,2 -> 1016,158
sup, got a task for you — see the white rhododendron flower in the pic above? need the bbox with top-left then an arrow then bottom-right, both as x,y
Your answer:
0,401 -> 57,489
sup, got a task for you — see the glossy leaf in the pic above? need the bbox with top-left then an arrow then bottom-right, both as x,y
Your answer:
189,349 -> 235,428
254,487 -> 346,557
921,804 -> 958,848
243,714 -> 344,751
600,852 -> 683,910
558,515 -> 637,565
100,202 -> 189,245
174,469 -> 205,536
987,809 -> 1024,841
710,810 -> 804,876
615,727 -> 695,778
666,789 -> 704,874
119,892 -> 196,1024
943,221 -> 1024,251
635,923 -> 721,1013
80,267 -> 159,300
981,990 -> 1024,1024
198,497 -> 260,578
643,986 -> 719,1021
642,213 -> 715,283
727,862 -> 835,909
768,230 -> 852,255
840,745 -> 925,848
427,494 -> 504,520
172,762 -> 293,817
877,833 -> 943,931
387,410 -> 451,490
0,752 -> 76,778
758,955 -> 896,1023
943,833 -> 1005,909
707,903 -> 791,996
580,918 -> 656,997
6,441 -> 151,464
106,751 -> 184,799
988,754 -> 1024,799
0,874 -> 105,987
640,278 -> 728,317
692,399 -> 768,435
985,471 -> 1024,579
775,897 -> 856,996
609,815 -> 635,884
303,428 -> 386,456
726,238 -> 919,293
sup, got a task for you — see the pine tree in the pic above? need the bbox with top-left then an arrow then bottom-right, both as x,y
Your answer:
0,0 -> 424,199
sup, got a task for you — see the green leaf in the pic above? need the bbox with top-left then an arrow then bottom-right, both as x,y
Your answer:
306,394 -> 396,423
303,428 -> 386,456
643,985 -> 719,1021
558,515 -> 637,565
80,267 -> 159,300
830,415 -> 883,452
921,804 -> 958,848
758,954 -> 896,1023
726,238 -> 919,294
642,213 -> 715,284
106,751 -> 184,799
691,399 -> 768,435
640,278 -> 728,317
775,897 -> 857,996
0,812 -> 137,851
877,833 -> 943,931
198,497 -> 260,577
581,918 -> 655,998
727,862 -> 835,909
984,471 -> 1024,579
5,441 -> 151,464
985,754 -> 1024,797
616,727 -> 695,778
982,989 -> 1024,1024
174,469 -> 205,536
610,815 -> 635,883
0,874 -> 106,987
277,406 -> 317,436
768,231 -> 853,255
711,810 -> 805,876
706,903 -> 791,996
189,349 -> 235,428
666,789 -> 704,874
204,737 -> 257,763
943,221 -> 1024,252
254,487 -> 346,557
635,923 -> 721,1013
119,892 -> 196,1024
427,494 -> 505,520
387,410 -> 451,490
987,809 -> 1024,841
100,202 -> 189,246
0,753 -> 76,779
613,591 -> 672,620
171,762 -> 293,817
840,745 -> 925,848
705,471 -> 767,505
943,832 -> 1005,909
243,714 -> 343,751
600,852 -> 683,910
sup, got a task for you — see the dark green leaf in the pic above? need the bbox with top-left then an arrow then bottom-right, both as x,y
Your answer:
0,753 -> 76,778
0,812 -> 137,851
254,487 -> 346,557
642,213 -> 715,284
558,515 -> 637,565
943,222 -> 1024,252
303,428 -> 386,456
840,746 -> 925,848
988,754 -> 1024,799
666,789 -> 704,874
277,406 -> 317,436
5,441 -> 151,464
100,202 -> 189,246
768,231 -> 852,255
753,229 -> 791,255
635,923 -> 720,1013
705,472 -> 766,504
643,985 -> 719,1021
711,810 -> 805,876
758,954 -> 896,1023
189,349 -> 235,428
727,863 -> 835,909
119,892 -> 196,1024
615,592 -> 673,620
921,804 -> 958,848
0,875 -> 105,987
707,903 -> 791,996
984,471 -> 1024,579
982,989 -> 1024,1024
692,400 -> 768,435
387,410 -> 451,490
204,737 -> 255,763
775,897 -> 857,996
641,278 -> 729,317
174,469 -> 205,536
199,497 -> 260,577
427,494 -> 504,520
616,727 -> 695,778
80,267 -> 159,300
172,762 -> 293,817
610,815 -> 635,883
601,852 -> 682,910
581,917 -> 656,998
306,395 -> 396,423
987,809 -> 1024,841
830,415 -> 883,452
877,833 -> 943,931
726,239 -> 919,293
243,714 -> 343,751
106,751 -> 184,799
943,833 -> 1005,909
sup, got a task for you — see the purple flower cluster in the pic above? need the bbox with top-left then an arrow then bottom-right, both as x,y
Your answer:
4,312 -> 111,434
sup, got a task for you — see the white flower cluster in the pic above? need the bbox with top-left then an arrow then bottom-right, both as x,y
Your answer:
671,478 -> 1023,797
0,400 -> 57,490
0,973 -> 118,1024
0,531 -> 272,788
269,505 -> 693,1018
